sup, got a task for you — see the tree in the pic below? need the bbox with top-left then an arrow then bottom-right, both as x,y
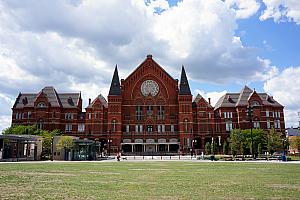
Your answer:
257,143 -> 262,158
211,141 -> 217,155
223,141 -> 229,155
56,136 -> 74,161
290,136 -> 300,157
56,136 -> 74,151
2,125 -> 62,159
229,129 -> 240,158
205,142 -> 211,155
266,128 -> 282,155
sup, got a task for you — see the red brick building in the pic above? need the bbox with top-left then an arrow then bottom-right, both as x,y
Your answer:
11,55 -> 285,155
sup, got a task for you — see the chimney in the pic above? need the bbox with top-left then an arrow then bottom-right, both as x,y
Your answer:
88,98 -> 91,105
208,98 -> 211,105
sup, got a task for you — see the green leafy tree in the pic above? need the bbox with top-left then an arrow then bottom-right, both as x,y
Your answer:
230,129 -> 240,158
205,142 -> 211,155
266,128 -> 282,156
2,125 -> 62,159
223,141 -> 229,155
257,143 -> 262,158
211,141 -> 217,155
56,136 -> 74,151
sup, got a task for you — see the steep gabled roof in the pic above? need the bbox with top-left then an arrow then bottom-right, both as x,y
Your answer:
214,93 -> 239,110
214,85 -> 284,110
13,86 -> 80,109
108,65 -> 121,96
86,94 -> 108,108
124,55 -> 176,82
236,85 -> 253,106
193,94 -> 213,108
179,66 -> 191,95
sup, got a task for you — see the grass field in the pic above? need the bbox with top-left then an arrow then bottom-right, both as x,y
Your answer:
0,161 -> 299,199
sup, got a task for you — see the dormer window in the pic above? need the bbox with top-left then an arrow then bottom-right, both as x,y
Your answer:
22,97 -> 28,105
37,102 -> 46,108
67,97 -> 74,106
250,100 -> 260,107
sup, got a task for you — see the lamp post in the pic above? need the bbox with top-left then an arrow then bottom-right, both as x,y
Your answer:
190,128 -> 193,157
247,105 -> 254,159
108,130 -> 111,156
51,136 -> 54,161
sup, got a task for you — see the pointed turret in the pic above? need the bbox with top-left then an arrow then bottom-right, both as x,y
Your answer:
179,65 -> 191,95
109,65 -> 121,95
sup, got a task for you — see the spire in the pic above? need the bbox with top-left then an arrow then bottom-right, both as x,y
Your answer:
179,65 -> 191,95
109,65 -> 121,95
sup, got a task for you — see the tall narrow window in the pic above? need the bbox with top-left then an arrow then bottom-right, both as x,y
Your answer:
147,105 -> 153,116
184,119 -> 188,132
65,124 -> 72,132
253,121 -> 260,128
266,110 -> 269,117
112,119 -> 117,132
267,120 -> 271,129
171,124 -> 175,132
136,106 -> 142,120
226,121 -> 232,132
37,119 -> 44,129
157,105 -> 165,120
78,124 -> 85,133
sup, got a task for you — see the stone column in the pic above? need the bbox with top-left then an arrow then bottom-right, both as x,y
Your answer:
155,145 -> 158,152
143,144 -> 146,152
131,144 -> 134,152
167,144 -> 170,152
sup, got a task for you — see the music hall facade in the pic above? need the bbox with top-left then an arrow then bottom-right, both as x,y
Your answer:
11,55 -> 285,155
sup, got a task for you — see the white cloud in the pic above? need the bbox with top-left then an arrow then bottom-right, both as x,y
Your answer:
225,0 -> 260,19
264,67 -> 300,128
260,0 -> 300,24
0,115 -> 11,133
194,89 -> 227,107
0,0 -> 281,129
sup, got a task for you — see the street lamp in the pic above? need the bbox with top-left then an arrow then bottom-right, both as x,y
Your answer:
108,130 -> 112,156
247,105 -> 254,159
51,136 -> 54,161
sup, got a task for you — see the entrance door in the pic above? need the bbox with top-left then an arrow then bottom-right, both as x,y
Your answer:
122,144 -> 132,153
135,144 -> 143,152
159,144 -> 166,152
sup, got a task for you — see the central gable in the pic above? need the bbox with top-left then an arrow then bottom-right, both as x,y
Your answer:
121,55 -> 179,103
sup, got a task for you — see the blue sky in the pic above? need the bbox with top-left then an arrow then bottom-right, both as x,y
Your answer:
0,0 -> 300,131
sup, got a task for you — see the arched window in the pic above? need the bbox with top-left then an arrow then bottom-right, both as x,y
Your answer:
37,102 -> 46,108
250,100 -> 260,107
37,119 -> 44,129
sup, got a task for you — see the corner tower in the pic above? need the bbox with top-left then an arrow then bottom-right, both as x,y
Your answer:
108,65 -> 122,153
178,66 -> 193,154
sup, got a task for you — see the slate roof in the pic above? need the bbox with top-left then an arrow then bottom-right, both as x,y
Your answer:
193,94 -> 213,108
214,85 -> 283,110
286,128 -> 300,136
86,94 -> 108,108
108,65 -> 121,96
13,86 -> 80,109
179,66 -> 191,95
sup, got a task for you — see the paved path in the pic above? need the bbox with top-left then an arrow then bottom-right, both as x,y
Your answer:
1,156 -> 300,164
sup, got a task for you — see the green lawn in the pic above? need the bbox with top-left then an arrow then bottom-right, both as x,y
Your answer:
0,161 -> 299,199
